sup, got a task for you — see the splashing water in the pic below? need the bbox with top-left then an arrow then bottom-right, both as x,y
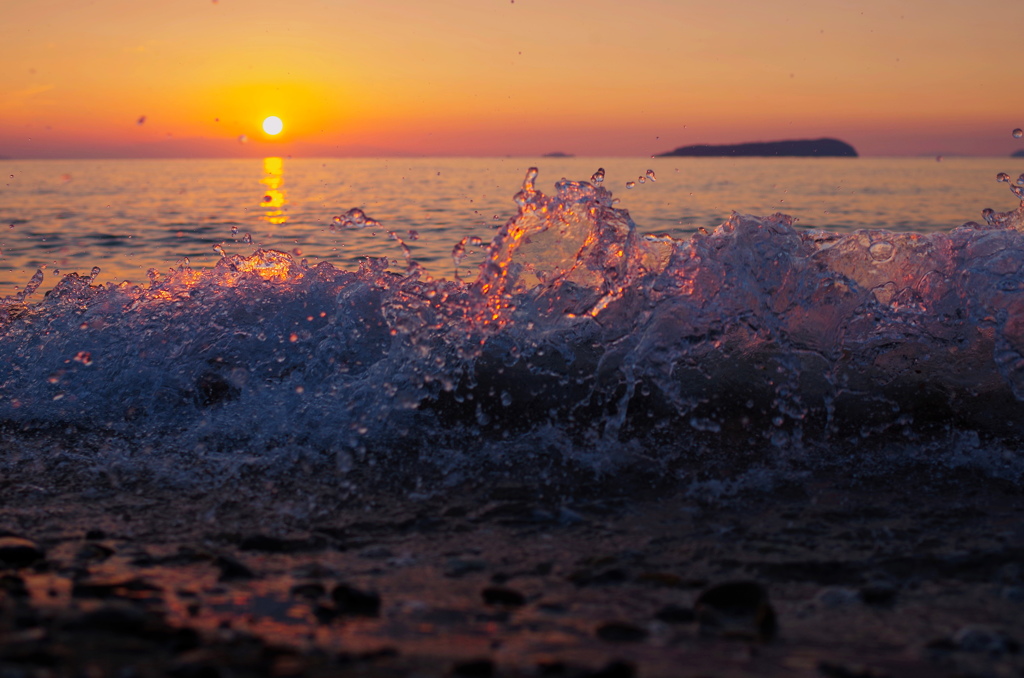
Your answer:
2,168 -> 1024,494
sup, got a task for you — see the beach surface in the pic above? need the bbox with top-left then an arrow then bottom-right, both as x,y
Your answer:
2,461 -> 1022,678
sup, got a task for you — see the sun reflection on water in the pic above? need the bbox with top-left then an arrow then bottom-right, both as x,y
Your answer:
260,157 -> 287,225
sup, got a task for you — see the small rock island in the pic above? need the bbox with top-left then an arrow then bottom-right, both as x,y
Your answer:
657,138 -> 858,158
1012,149 -> 1024,158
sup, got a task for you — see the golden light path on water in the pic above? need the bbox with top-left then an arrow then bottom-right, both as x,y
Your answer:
260,157 -> 287,226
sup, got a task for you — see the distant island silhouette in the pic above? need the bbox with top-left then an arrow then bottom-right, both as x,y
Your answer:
1012,149 -> 1024,158
542,152 -> 574,158
657,137 -> 858,158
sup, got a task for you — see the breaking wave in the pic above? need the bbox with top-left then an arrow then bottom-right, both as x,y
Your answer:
3,168 -> 1024,494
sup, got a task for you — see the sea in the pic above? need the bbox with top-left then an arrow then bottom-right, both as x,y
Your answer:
2,156 -> 1024,497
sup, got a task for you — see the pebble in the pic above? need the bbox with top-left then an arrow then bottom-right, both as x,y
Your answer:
951,625 -> 1020,655
481,586 -> 526,607
815,586 -> 861,609
331,584 -> 381,616
451,658 -> 495,677
859,581 -> 897,606
0,536 -> 44,568
694,581 -> 777,641
595,621 -> 649,642
654,603 -> 695,624
214,555 -> 255,582
0,573 -> 29,598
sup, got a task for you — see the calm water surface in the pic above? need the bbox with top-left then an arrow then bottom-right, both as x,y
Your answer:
0,156 -> 1018,293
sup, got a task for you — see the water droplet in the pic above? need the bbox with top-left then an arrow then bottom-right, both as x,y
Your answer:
646,169 -> 656,182
242,233 -> 253,244
332,208 -> 381,229
590,168 -> 605,185
230,225 -> 239,236
407,230 -> 419,240
523,167 -> 538,191
1017,173 -> 1024,186
997,172 -> 1011,183
89,266 -> 101,283
869,241 -> 895,261
1014,128 -> 1023,139
213,243 -> 226,258
638,176 -> 646,184
625,181 -> 636,189
52,268 -> 60,276
74,351 -> 93,366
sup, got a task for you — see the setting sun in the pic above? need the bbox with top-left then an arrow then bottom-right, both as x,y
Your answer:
262,116 -> 283,136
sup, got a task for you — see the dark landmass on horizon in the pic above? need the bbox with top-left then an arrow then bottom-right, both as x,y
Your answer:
1013,149 -> 1024,158
542,151 -> 574,158
657,137 -> 858,157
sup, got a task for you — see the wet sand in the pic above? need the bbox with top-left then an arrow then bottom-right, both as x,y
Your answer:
1,467 -> 1022,678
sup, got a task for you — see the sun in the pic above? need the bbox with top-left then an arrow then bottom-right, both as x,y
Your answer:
262,116 -> 283,136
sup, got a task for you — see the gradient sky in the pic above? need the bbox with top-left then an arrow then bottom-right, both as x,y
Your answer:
2,0 -> 1023,158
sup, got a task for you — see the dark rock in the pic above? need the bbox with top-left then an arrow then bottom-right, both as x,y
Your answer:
0,536 -> 44,568
451,658 -> 495,677
695,581 -> 777,641
214,555 -> 255,581
951,625 -> 1020,655
815,587 -> 861,608
654,603 -> 695,624
481,586 -> 525,607
595,621 -> 649,643
331,583 -> 381,616
657,137 -> 858,157
859,582 -> 897,606
0,574 -> 29,598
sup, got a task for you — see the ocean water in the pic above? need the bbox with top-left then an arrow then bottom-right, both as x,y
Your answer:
2,157 -> 1020,291
2,157 -> 1024,495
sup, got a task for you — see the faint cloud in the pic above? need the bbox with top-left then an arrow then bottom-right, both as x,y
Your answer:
0,84 -> 55,111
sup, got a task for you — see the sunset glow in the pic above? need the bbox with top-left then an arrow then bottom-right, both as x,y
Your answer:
1,0 -> 1023,158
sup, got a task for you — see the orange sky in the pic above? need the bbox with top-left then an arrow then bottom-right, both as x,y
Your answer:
2,0 -> 1023,158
